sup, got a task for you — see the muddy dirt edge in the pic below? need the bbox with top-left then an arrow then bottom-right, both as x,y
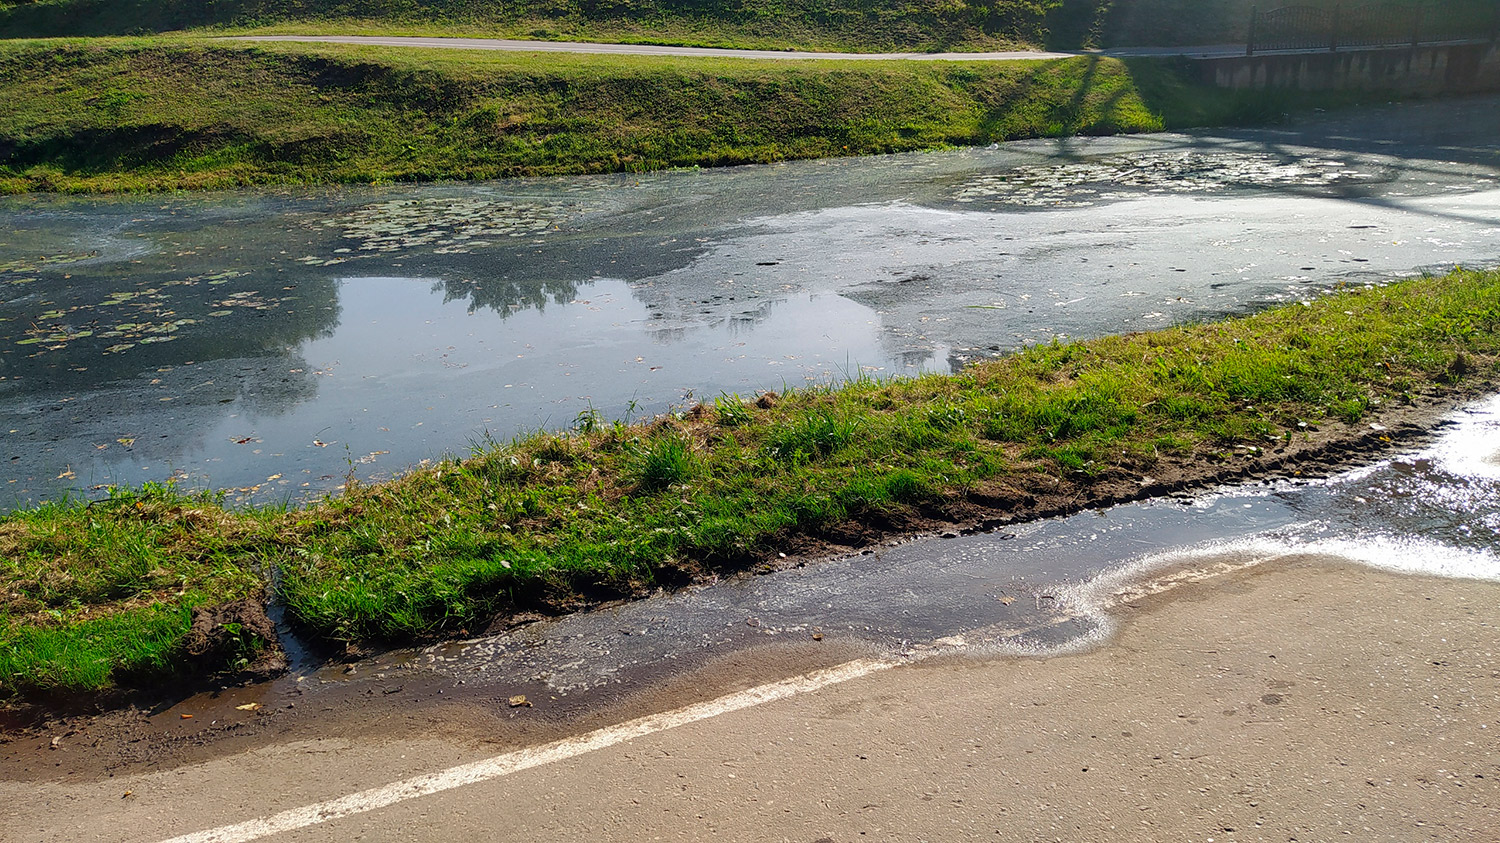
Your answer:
3,378 -> 1491,727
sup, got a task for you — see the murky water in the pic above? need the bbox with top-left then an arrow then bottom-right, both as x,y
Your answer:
3,96 -> 1499,505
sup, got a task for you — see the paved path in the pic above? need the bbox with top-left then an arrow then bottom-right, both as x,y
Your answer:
233,34 -> 1083,61
236,34 -> 1485,61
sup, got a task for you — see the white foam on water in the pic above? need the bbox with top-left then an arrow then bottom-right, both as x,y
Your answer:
973,528 -> 1500,660
1428,394 -> 1500,481
1082,530 -> 1500,610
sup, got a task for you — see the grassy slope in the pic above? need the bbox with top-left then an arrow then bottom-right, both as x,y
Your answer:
3,268 -> 1498,700
0,39 -> 1382,195
0,0 -> 1060,51
0,0 -> 1492,50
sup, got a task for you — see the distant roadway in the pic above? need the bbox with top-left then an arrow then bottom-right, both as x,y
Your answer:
231,35 -> 1253,60
231,34 -> 1084,60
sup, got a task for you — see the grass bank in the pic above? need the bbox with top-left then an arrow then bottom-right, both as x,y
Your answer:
2,0 -> 1493,51
0,0 -> 1062,51
3,268 -> 1498,703
0,38 -> 1393,195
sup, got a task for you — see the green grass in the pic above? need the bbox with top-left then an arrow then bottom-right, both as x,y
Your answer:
0,0 -> 1061,51
3,267 -> 1499,701
0,483 -> 272,697
0,37 -> 1395,195
1,0 -> 1491,51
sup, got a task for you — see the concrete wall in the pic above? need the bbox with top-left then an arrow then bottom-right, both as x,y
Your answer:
1199,42 -> 1500,95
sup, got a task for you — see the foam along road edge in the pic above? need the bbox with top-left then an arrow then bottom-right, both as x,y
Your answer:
152,658 -> 898,843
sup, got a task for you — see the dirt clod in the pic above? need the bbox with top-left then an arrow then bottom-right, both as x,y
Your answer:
180,598 -> 285,682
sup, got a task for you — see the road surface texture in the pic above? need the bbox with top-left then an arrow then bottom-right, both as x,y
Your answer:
6,560 -> 1497,841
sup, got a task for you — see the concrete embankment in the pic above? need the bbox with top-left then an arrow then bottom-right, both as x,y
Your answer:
1200,41 -> 1500,95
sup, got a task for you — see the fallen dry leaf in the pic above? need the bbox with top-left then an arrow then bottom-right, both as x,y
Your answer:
508,695 -> 532,708
235,703 -> 262,712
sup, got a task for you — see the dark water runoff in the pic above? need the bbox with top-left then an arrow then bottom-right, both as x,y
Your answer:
3,96 -> 1499,506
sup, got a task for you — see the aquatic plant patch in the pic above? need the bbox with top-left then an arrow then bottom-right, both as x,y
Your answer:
308,196 -> 568,261
1,266 -> 1497,703
953,151 -> 1387,208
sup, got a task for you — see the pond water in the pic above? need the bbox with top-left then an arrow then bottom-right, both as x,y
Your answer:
3,95 -> 1498,506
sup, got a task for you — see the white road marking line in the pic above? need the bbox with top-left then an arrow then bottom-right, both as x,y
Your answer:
151,657 -> 897,843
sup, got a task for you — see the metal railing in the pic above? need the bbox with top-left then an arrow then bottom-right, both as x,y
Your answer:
1246,2 -> 1500,56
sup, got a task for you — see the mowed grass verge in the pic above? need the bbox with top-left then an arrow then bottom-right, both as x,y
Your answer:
0,38 -> 1371,195
0,0 -> 1065,51
3,268 -> 1499,702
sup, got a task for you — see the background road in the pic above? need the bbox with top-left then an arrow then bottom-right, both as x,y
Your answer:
234,34 -> 1083,60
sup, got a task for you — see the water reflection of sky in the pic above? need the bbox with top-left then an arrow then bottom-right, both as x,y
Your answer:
3,96 -> 1499,506
182,277 -> 937,499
